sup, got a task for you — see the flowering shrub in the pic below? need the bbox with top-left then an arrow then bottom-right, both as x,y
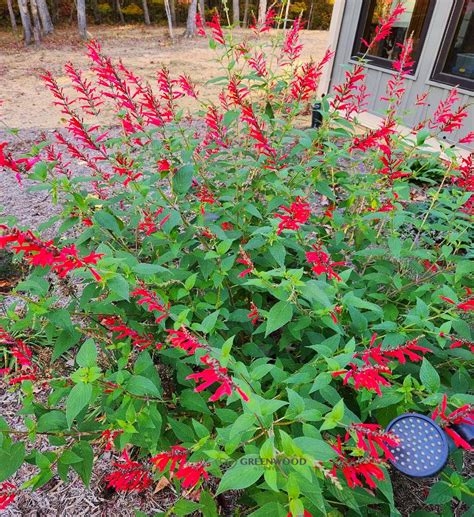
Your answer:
0,5 -> 473,516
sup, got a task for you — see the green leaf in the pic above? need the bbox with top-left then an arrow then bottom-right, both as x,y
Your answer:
216,455 -> 264,494
71,441 -> 94,486
94,210 -> 121,234
426,481 -> 453,504
173,499 -> 203,516
173,164 -> 194,194
66,382 -> 92,428
265,301 -> 294,337
0,442 -> 25,482
420,358 -> 440,393
37,411 -> 67,432
108,274 -> 130,301
76,339 -> 97,368
199,490 -> 219,517
292,437 -> 336,461
321,399 -> 345,431
126,375 -> 161,397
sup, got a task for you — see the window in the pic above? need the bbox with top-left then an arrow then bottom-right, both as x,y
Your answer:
352,0 -> 436,71
431,0 -> 474,91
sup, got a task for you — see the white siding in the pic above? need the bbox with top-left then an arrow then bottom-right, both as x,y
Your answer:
327,0 -> 474,150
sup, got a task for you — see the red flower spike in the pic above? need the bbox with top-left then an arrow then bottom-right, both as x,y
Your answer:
287,511 -> 312,517
306,244 -> 345,281
432,396 -> 474,450
333,363 -> 392,396
186,354 -> 249,402
275,197 -> 311,235
101,429 -> 123,451
151,446 -> 188,473
101,316 -> 159,351
247,302 -> 259,325
237,247 -> 254,278
207,13 -> 225,45
439,332 -> 474,354
131,286 -> 170,323
175,461 -> 209,489
165,327 -> 207,355
357,335 -> 430,366
105,451 -> 152,492
281,18 -> 303,64
0,481 -> 17,510
346,423 -> 400,460
138,208 -> 170,236
0,326 -> 37,384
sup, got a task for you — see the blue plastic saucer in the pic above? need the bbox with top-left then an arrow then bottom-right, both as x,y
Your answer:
386,413 -> 449,478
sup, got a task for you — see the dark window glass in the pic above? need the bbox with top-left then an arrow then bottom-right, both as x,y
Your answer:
352,0 -> 435,70
432,0 -> 474,90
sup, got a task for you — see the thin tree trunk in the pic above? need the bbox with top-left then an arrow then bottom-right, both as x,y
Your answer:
36,0 -> 53,34
199,0 -> 204,19
77,0 -> 87,38
307,1 -> 313,30
232,0 -> 239,26
142,0 -> 151,24
18,0 -> 32,44
163,0 -> 174,38
6,0 -> 18,33
283,0 -> 290,30
170,0 -> 176,27
258,0 -> 267,25
51,0 -> 59,23
116,0 -> 125,24
243,0 -> 249,27
184,0 -> 197,37
29,0 -> 42,44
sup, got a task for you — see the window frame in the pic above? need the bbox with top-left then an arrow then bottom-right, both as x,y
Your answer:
431,0 -> 474,91
351,0 -> 437,72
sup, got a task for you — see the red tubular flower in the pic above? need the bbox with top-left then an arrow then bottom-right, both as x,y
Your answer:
0,326 -> 37,385
131,286 -> 170,323
112,155 -> 141,186
289,50 -> 334,102
332,363 -> 392,396
101,316 -> 160,351
358,335 -> 430,366
440,294 -> 474,312
429,88 -> 468,133
0,226 -> 103,281
240,104 -> 276,157
227,76 -> 250,107
248,52 -> 267,77
203,105 -> 229,153
105,451 -> 152,492
281,18 -> 303,64
351,120 -> 396,153
138,207 -> 170,235
237,247 -> 254,278
330,64 -> 366,117
0,481 -> 16,510
166,327 -> 207,355
459,131 -> 474,145
64,62 -> 103,116
275,197 -> 311,235
175,461 -> 209,488
196,12 -> 206,36
346,423 -> 399,460
247,302 -> 259,325
151,445 -> 188,472
101,429 -> 123,451
305,244 -> 345,281
287,511 -> 312,517
439,332 -> 474,353
178,74 -> 198,98
196,185 -> 216,214
363,2 -> 405,50
250,8 -> 275,34
157,159 -> 171,173
207,13 -> 225,45
432,395 -> 474,450
186,354 -> 249,402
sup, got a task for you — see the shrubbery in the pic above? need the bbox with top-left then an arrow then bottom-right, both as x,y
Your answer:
0,5 -> 473,516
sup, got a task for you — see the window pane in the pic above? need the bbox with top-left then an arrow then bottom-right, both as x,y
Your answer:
356,0 -> 432,64
441,0 -> 474,81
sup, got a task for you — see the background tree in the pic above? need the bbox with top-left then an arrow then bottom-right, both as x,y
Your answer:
36,0 -> 53,34
77,0 -> 87,39
142,0 -> 151,25
115,0 -> 125,24
233,0 -> 239,25
184,0 -> 197,37
163,0 -> 173,38
17,0 -> 32,44
29,0 -> 42,44
6,0 -> 18,34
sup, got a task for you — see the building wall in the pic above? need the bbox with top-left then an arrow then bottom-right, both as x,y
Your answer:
326,0 -> 474,150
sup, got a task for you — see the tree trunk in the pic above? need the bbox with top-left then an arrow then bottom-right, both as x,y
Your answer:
243,0 -> 249,27
36,0 -> 53,34
232,0 -> 239,26
258,0 -> 267,25
283,0 -> 290,30
142,0 -> 151,24
163,0 -> 173,38
29,0 -> 42,45
115,0 -> 125,24
77,0 -> 87,38
18,0 -> 32,44
199,0 -> 205,19
170,0 -> 176,27
6,0 -> 18,33
184,0 -> 197,37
